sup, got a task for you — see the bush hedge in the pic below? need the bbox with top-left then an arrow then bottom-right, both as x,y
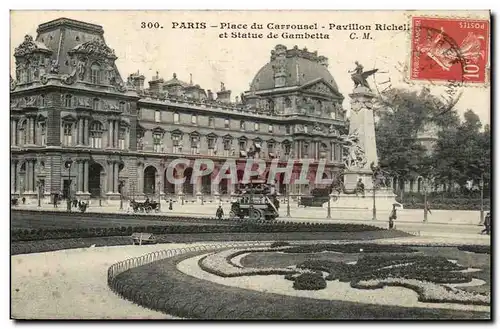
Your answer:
11,222 -> 385,242
283,243 -> 417,254
457,245 -> 491,254
270,241 -> 291,248
292,272 -> 327,291
403,202 -> 489,211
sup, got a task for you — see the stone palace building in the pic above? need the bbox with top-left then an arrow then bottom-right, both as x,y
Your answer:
10,18 -> 348,202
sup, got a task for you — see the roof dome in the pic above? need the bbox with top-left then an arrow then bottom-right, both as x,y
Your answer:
250,45 -> 339,92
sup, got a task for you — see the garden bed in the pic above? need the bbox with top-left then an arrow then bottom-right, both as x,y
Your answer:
110,250 -> 490,319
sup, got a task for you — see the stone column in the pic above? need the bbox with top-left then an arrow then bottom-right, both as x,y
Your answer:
114,121 -> 119,149
108,121 -> 114,148
11,161 -> 16,193
83,161 -> 89,193
83,118 -> 88,146
137,163 -> 143,195
32,118 -> 36,144
107,161 -> 114,193
113,162 -> 119,193
28,160 -> 34,192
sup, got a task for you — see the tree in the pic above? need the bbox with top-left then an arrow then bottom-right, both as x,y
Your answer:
375,87 -> 459,185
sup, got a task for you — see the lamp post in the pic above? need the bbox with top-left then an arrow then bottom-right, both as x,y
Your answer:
119,181 -> 124,210
479,172 -> 485,225
327,196 -> 332,219
99,184 -> 102,207
65,159 -> 73,212
371,170 -> 377,221
286,186 -> 291,217
157,179 -> 162,211
37,179 -> 42,207
417,175 -> 428,223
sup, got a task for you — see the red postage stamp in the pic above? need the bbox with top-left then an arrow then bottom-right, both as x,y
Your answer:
410,16 -> 490,83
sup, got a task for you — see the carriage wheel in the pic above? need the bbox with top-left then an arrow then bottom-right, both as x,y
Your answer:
249,208 -> 263,221
229,210 -> 237,219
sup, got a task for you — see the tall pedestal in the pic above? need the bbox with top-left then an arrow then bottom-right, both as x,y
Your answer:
340,86 -> 398,212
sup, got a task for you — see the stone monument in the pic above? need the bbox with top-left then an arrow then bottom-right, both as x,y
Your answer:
334,62 -> 398,211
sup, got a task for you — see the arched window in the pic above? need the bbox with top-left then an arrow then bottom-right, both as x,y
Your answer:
93,98 -> 100,110
65,95 -> 73,108
90,121 -> 103,148
90,63 -> 101,84
62,122 -> 73,146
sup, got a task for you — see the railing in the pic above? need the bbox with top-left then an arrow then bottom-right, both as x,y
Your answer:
107,241 -> 270,289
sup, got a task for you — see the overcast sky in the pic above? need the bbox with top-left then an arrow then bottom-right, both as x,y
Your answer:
11,10 -> 490,124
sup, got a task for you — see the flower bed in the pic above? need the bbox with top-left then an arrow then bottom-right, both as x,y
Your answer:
293,272 -> 327,290
11,223 -> 386,242
353,278 -> 490,305
458,245 -> 491,254
283,243 -> 417,254
198,248 -> 299,277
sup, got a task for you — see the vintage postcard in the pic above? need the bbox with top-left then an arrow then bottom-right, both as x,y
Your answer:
10,10 -> 491,320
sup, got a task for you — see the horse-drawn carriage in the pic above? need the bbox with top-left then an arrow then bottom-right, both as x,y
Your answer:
229,180 -> 280,221
130,199 -> 160,213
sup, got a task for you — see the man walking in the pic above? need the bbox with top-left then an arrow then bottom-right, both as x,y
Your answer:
389,204 -> 397,229
425,201 -> 432,215
216,205 -> 224,220
481,212 -> 491,235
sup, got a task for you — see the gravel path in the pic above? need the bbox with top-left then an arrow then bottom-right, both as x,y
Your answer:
11,244 -> 192,319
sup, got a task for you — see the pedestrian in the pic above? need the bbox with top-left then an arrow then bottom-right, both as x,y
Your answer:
22,197 -> 26,205
481,212 -> 491,235
425,201 -> 432,215
169,199 -> 173,210
389,205 -> 397,229
216,205 -> 224,220
53,193 -> 58,208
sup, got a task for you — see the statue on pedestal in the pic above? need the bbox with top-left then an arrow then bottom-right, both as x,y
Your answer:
348,61 -> 378,91
341,130 -> 368,169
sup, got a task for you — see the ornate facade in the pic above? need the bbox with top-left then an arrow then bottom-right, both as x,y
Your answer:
10,18 -> 347,201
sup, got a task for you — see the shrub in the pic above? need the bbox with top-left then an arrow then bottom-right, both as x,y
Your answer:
270,241 -> 290,248
292,273 -> 327,291
457,245 -> 490,254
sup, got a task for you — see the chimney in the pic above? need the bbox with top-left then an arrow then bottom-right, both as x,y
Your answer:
216,89 -> 231,103
128,70 -> 145,91
207,89 -> 214,101
148,71 -> 164,94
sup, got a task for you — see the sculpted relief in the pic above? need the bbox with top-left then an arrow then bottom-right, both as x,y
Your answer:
341,130 -> 368,169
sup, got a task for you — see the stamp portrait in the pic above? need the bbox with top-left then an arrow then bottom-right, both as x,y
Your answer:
410,16 -> 490,84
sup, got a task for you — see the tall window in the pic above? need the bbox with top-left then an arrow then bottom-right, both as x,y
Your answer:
90,122 -> 103,148
153,132 -> 162,152
267,142 -> 275,155
208,137 -> 216,156
118,127 -> 126,150
304,125 -> 309,133
224,118 -> 230,128
223,138 -> 232,157
303,143 -> 309,158
239,140 -> 246,152
173,112 -> 180,124
208,116 -> 214,127
284,142 -> 291,156
19,120 -> 27,145
39,122 -> 46,146
172,134 -> 182,153
91,63 -> 100,84
254,123 -> 260,131
286,126 -> 291,134
268,124 -> 273,134
93,98 -> 100,110
119,102 -> 125,112
63,123 -> 73,146
191,114 -> 197,125
154,110 -> 161,123
40,95 -> 46,107
65,95 -> 72,108
190,135 -> 199,154
240,120 -> 245,130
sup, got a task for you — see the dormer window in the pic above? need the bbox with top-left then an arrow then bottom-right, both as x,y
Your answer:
90,63 -> 101,84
